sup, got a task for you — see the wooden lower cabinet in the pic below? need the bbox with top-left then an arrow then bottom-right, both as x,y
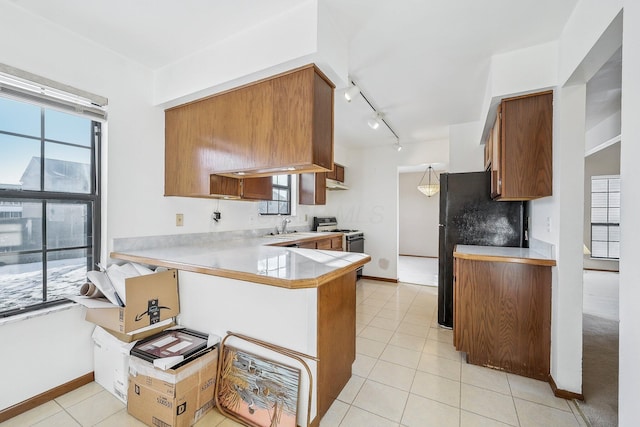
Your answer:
298,241 -> 317,249
270,234 -> 343,251
330,236 -> 342,251
316,239 -> 332,250
453,257 -> 551,380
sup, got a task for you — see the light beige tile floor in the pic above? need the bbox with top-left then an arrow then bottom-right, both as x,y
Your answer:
0,279 -> 588,427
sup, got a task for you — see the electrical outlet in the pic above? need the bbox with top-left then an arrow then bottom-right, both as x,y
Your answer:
176,213 -> 184,226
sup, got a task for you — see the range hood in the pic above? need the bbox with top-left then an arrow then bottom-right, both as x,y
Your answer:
326,178 -> 349,190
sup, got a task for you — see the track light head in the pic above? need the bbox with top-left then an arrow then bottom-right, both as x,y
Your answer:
344,83 -> 360,102
368,112 -> 382,130
395,143 -> 403,152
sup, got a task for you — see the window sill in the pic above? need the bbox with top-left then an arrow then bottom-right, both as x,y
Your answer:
0,301 -> 78,327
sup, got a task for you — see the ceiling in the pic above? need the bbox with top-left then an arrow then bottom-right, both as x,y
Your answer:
7,0 -> 588,150
586,48 -> 622,131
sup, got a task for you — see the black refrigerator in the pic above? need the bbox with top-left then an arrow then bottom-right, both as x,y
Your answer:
437,171 -> 527,328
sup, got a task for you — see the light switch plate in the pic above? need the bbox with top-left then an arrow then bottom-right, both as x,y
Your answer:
176,213 -> 184,226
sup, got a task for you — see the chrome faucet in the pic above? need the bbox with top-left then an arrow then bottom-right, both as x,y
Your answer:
281,217 -> 291,234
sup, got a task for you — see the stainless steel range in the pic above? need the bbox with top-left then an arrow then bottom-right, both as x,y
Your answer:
313,216 -> 364,278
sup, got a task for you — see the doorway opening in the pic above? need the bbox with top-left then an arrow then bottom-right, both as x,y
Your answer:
397,164 -> 442,286
579,44 -> 621,427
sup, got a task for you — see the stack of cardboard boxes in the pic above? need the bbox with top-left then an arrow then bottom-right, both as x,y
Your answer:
81,268 -> 218,427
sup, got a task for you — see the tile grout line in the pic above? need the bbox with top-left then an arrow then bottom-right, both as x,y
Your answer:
506,370 -> 522,427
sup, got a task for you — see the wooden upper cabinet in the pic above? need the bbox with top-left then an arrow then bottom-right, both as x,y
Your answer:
484,131 -> 492,171
299,172 -> 326,205
209,175 -> 272,200
326,163 -> 345,183
491,91 -> 553,201
490,105 -> 502,199
240,176 -> 273,200
164,64 -> 335,197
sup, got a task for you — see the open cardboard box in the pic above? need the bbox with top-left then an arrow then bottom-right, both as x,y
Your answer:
82,269 -> 180,334
128,347 -> 218,427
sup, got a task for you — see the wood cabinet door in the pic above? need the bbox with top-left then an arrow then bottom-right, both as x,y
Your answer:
311,71 -> 334,171
330,236 -> 343,251
298,241 -> 317,249
166,99 -> 218,196
326,167 -> 336,181
484,131 -> 492,171
241,177 -> 273,200
298,172 -> 326,205
454,258 -> 551,380
497,91 -> 553,200
316,238 -> 332,250
335,164 -> 345,183
326,163 -> 345,182
490,105 -> 502,199
213,80 -> 273,173
272,68 -> 314,168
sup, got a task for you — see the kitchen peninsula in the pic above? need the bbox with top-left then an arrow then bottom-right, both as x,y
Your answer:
110,232 -> 370,426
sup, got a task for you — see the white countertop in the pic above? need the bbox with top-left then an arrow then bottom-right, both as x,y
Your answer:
110,232 -> 370,289
454,245 -> 556,266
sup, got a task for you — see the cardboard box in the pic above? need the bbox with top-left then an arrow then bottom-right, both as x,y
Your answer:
85,269 -> 179,334
103,319 -> 176,343
92,326 -> 133,404
92,322 -> 176,403
127,347 -> 218,427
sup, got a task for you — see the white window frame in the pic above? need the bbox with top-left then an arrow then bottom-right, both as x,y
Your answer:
590,175 -> 620,260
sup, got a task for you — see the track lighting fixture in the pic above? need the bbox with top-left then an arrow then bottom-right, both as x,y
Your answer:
367,112 -> 382,130
344,83 -> 360,102
345,78 -> 402,152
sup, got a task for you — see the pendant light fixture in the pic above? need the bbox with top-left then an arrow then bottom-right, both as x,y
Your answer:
417,165 -> 440,197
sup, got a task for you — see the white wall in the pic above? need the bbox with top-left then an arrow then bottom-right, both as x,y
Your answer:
0,0 -> 337,410
0,1 -> 161,409
0,306 -> 95,410
547,84 -> 587,395
542,0 -> 624,399
586,111 -> 621,152
398,172 -> 439,257
448,121 -> 485,173
619,1 -> 640,424
328,140 -> 448,280
479,42 -> 559,144
0,0 -> 348,407
154,0 -> 348,108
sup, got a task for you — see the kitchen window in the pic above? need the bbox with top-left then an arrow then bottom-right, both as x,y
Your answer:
258,174 -> 292,215
590,175 -> 620,259
0,68 -> 105,317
